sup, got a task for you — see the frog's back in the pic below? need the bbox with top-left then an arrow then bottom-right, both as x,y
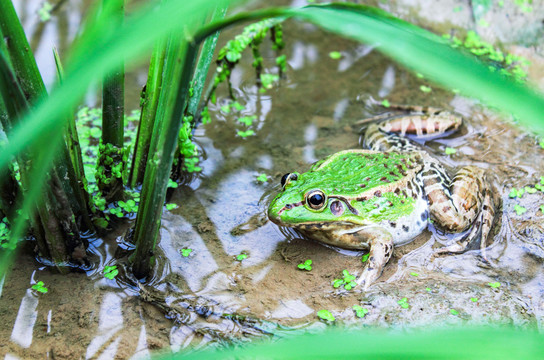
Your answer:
308,149 -> 423,196
311,150 -> 429,245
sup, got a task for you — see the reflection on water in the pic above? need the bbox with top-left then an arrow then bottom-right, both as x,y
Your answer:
2,0 -> 544,357
85,292 -> 124,359
10,290 -> 38,348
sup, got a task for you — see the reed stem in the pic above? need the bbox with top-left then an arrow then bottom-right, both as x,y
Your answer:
99,0 -> 125,201
131,39 -> 198,279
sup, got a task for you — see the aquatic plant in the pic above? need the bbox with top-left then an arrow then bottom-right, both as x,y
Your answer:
1,0 -> 544,284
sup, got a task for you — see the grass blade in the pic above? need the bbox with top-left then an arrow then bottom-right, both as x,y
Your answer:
170,327 -> 544,360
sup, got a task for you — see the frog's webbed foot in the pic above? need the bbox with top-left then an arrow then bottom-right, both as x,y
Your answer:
357,231 -> 394,291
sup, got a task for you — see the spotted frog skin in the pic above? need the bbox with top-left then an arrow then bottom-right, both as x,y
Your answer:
268,107 -> 497,289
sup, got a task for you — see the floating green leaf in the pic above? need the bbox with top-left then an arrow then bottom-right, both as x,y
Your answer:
450,309 -> 459,316
298,259 -> 313,271
509,188 -> 525,198
238,115 -> 257,126
237,130 -> 255,138
397,297 -> 409,309
333,269 -> 357,290
181,248 -> 192,257
167,179 -> 179,188
317,309 -> 335,321
165,203 -> 178,211
31,281 -> 48,293
260,73 -> 280,89
103,265 -> 119,280
514,204 -> 527,215
237,253 -> 248,261
353,305 -> 369,318
445,147 -> 457,155
488,281 -> 501,288
470,297 -> 478,302
419,85 -> 432,93
329,51 -> 342,59
232,101 -> 245,111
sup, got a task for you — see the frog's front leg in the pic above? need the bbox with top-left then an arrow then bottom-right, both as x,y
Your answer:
419,163 -> 497,258
355,227 -> 394,290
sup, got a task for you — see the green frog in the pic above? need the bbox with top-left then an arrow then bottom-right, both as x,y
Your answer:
268,107 -> 497,289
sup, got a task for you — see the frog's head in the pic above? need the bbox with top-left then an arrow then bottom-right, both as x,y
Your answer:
267,166 -> 374,249
268,150 -> 420,249
268,170 -> 364,226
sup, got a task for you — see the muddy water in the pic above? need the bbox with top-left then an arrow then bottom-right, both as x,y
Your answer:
2,0 -> 544,358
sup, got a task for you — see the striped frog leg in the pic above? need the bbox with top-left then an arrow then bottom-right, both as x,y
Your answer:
426,163 -> 497,260
358,107 -> 462,138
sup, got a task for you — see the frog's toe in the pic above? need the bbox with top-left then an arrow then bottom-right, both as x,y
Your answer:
357,240 -> 394,290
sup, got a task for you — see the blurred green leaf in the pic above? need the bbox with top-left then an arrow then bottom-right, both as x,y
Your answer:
169,327 -> 544,359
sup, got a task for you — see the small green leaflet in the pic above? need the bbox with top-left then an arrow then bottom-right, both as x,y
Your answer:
103,265 -> 119,280
298,259 -> 312,271
361,253 -> 370,263
165,203 -> 178,210
470,297 -> 478,302
514,204 -> 527,215
31,281 -> 48,293
181,248 -> 192,257
329,51 -> 342,59
488,281 -> 501,288
419,85 -> 432,93
445,147 -> 457,155
317,309 -> 335,321
397,297 -> 409,309
450,309 -> 459,316
236,253 -> 248,261
353,305 -> 369,318
256,174 -> 268,183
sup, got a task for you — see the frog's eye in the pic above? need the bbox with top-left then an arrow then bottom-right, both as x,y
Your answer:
281,173 -> 298,188
306,190 -> 327,210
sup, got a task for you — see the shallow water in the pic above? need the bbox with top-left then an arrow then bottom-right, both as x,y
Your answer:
2,0 -> 544,358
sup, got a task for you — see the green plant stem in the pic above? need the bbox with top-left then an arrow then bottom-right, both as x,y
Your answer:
186,5 -> 228,119
0,27 -> 86,271
54,49 -> 87,186
53,48 -> 94,230
0,117 -> 21,224
129,37 -> 167,188
171,7 -> 226,180
131,39 -> 198,279
99,0 -> 125,201
0,0 -> 47,104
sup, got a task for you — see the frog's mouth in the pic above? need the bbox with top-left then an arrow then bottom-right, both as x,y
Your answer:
297,223 -> 371,250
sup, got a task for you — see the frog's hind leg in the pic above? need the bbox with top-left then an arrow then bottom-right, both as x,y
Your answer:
356,229 -> 394,290
378,110 -> 462,137
362,110 -> 462,152
359,108 -> 462,137
363,123 -> 418,152
421,164 -> 497,259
